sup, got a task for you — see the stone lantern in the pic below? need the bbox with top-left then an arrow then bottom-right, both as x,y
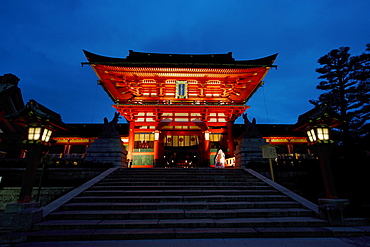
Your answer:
293,104 -> 343,198
6,99 -> 68,203
293,104 -> 349,225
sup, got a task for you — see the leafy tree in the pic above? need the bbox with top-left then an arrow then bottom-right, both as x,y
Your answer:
310,44 -> 370,145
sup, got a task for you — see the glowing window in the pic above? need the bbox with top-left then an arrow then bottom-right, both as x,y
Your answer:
210,134 -> 222,142
175,118 -> 189,122
142,79 -> 156,83
309,129 -> 316,142
28,127 -> 42,140
134,133 -> 154,141
42,129 -> 53,142
317,127 -> 329,140
207,80 -> 221,84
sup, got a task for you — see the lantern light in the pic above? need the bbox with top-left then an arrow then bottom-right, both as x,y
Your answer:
27,126 -> 54,143
154,130 -> 160,141
28,127 -> 42,141
204,130 -> 210,141
305,126 -> 330,144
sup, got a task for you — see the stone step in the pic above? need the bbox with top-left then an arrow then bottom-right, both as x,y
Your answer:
47,208 -> 314,220
88,185 -> 273,191
72,194 -> 292,203
27,226 -> 367,242
17,168 -> 357,243
97,180 -> 266,186
81,189 -> 281,196
61,201 -> 302,211
106,172 -> 254,175
34,217 -> 326,231
106,175 -> 255,179
110,169 -> 247,174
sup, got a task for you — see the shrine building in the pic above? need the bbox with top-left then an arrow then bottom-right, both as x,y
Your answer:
80,50 -> 279,168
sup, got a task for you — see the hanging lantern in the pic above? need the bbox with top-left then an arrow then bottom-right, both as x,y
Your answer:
306,125 -> 331,144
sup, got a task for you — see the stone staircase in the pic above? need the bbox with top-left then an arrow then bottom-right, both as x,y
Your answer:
12,169 -> 370,242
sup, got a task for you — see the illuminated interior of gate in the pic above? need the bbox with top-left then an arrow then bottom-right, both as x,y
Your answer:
83,50 -> 278,167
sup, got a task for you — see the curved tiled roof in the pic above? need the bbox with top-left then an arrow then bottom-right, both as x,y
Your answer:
82,50 -> 278,68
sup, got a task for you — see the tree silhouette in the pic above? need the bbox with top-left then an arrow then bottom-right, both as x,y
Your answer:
310,44 -> 370,146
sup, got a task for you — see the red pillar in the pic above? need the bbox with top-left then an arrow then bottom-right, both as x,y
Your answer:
127,121 -> 135,161
227,121 -> 234,156
154,138 -> 159,165
287,143 -> 294,154
204,132 -> 210,166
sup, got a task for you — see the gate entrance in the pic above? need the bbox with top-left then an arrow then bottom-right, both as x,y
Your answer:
162,134 -> 200,168
163,145 -> 200,168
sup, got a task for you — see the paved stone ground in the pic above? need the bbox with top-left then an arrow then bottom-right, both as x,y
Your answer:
5,237 -> 370,247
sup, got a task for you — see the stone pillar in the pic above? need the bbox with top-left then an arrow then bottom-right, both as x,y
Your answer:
4,202 -> 43,232
84,135 -> 127,168
234,136 -> 267,168
235,114 -> 267,168
85,115 -> 128,168
318,199 -> 349,226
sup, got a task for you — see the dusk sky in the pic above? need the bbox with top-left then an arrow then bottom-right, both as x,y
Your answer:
1,1 -> 369,125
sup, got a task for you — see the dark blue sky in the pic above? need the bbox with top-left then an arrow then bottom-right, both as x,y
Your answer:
1,1 -> 369,124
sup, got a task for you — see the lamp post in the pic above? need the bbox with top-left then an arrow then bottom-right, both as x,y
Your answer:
293,104 -> 343,199
6,99 -> 68,203
305,125 -> 337,199
19,125 -> 55,203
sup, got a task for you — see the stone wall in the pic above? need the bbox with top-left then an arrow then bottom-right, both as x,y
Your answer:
0,187 -> 72,210
0,168 -> 108,210
0,167 -> 108,186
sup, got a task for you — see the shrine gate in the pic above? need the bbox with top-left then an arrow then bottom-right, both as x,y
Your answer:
83,50 -> 277,168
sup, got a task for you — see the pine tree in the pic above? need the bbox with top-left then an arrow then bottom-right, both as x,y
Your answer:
351,44 -> 370,138
310,44 -> 370,145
